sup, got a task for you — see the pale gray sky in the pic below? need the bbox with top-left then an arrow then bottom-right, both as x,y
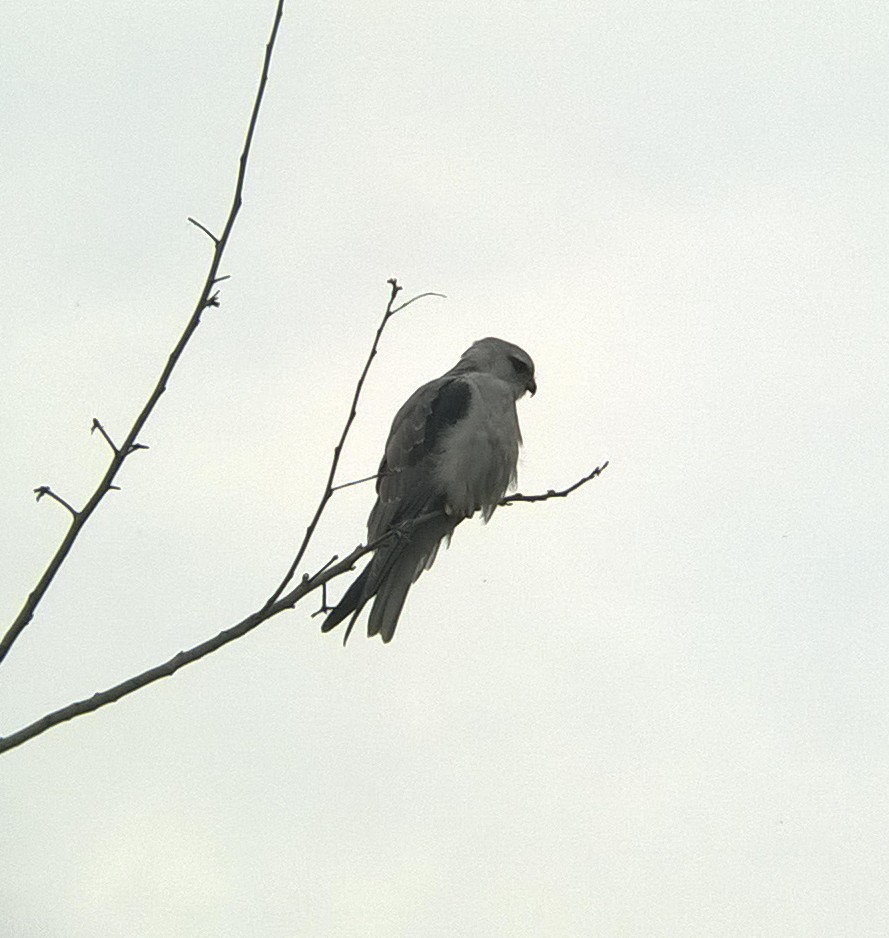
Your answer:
2,1 -> 888,935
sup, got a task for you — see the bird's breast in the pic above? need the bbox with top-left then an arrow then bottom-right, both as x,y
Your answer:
433,380 -> 520,520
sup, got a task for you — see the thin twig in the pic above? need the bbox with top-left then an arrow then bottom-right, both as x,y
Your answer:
0,0 -> 285,669
187,217 -> 220,244
32,487 -> 79,519
390,291 -> 446,314
499,462 -> 609,505
91,418 -> 119,455
263,279 -> 445,608
330,471 -> 382,492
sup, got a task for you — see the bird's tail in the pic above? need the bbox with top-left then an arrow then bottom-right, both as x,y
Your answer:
320,565 -> 372,639
367,512 -> 456,643
321,512 -> 457,644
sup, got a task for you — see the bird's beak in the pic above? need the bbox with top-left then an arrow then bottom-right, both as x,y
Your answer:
527,377 -> 537,397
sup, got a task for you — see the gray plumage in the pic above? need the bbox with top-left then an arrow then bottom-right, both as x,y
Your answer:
322,337 -> 536,643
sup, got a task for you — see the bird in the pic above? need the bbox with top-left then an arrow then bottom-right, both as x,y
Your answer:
321,336 -> 536,643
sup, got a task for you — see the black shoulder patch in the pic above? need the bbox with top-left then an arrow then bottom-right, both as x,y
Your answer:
418,379 -> 471,460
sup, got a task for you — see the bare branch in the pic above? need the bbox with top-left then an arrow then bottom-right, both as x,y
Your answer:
0,472 -> 603,754
263,279 -> 445,608
500,462 -> 609,505
0,538 -> 373,755
0,0 -> 285,669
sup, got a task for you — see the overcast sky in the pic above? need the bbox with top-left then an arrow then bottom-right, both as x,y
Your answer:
2,1 -> 888,935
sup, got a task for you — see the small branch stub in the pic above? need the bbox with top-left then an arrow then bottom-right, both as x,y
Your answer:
187,216 -> 220,244
33,486 -> 79,519
91,418 -> 119,455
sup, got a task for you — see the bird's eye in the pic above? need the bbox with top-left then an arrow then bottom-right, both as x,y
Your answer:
509,355 -> 530,375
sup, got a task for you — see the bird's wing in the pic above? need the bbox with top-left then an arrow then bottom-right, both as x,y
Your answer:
368,375 -> 473,537
322,375 -> 471,641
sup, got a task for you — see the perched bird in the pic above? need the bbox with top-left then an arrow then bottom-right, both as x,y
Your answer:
322,337 -> 536,643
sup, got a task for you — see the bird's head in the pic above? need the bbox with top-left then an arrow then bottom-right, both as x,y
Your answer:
460,337 -> 537,399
